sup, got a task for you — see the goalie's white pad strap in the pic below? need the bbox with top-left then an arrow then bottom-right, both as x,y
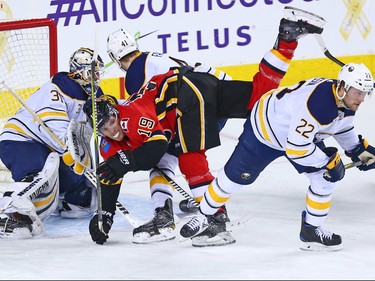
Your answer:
0,152 -> 60,236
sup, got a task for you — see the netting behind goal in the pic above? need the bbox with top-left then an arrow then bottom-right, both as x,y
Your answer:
0,18 -> 58,182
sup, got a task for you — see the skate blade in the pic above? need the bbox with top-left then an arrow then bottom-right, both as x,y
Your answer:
0,228 -> 32,239
284,6 -> 326,28
300,241 -> 343,252
173,214 -> 180,225
192,231 -> 236,247
132,227 -> 176,244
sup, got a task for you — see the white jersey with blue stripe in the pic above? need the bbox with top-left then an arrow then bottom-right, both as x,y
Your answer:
0,72 -> 102,155
250,77 -> 359,169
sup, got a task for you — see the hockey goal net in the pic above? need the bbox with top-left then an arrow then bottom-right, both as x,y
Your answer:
0,18 -> 58,182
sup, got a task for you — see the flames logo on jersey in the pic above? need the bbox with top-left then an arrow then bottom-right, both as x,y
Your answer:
120,118 -> 129,132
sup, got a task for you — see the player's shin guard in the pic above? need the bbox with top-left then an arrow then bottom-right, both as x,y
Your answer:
149,168 -> 174,209
199,168 -> 242,215
149,153 -> 177,209
304,170 -> 336,226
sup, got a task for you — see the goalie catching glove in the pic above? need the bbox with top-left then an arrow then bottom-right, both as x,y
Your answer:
62,119 -> 94,175
322,147 -> 345,183
346,135 -> 375,171
97,150 -> 137,184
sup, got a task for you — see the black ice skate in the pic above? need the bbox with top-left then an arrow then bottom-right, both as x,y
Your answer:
0,214 -> 32,239
275,6 -> 326,47
179,199 -> 199,214
299,211 -> 343,251
180,206 -> 235,247
192,206 -> 235,247
132,198 -> 176,244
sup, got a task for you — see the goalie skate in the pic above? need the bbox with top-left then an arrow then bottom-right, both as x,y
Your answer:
0,215 -> 32,239
132,198 -> 176,244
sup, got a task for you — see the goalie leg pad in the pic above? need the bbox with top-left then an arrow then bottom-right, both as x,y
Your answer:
0,152 -> 60,237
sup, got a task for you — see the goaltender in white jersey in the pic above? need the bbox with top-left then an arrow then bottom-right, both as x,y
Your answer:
0,47 -> 104,238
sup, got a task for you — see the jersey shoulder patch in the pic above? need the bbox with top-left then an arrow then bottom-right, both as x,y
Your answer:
307,80 -> 338,125
52,72 -> 87,100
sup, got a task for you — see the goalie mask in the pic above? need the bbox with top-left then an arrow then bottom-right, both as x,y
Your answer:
83,95 -> 119,132
107,29 -> 139,71
69,47 -> 105,94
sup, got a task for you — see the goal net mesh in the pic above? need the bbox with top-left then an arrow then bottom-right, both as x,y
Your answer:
0,18 -> 57,182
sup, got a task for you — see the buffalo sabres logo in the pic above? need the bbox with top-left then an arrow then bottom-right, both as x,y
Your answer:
241,172 -> 251,180
120,118 -> 129,132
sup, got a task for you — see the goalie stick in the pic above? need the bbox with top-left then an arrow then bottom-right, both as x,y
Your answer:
0,81 -> 135,225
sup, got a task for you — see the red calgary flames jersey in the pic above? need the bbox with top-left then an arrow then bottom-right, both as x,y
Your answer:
100,70 -> 179,160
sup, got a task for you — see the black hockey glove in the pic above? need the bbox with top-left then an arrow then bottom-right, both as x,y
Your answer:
322,147 -> 345,182
89,210 -> 114,245
97,150 -> 136,184
345,135 -> 375,171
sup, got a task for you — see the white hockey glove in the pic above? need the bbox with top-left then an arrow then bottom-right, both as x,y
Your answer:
345,135 -> 375,171
62,119 -> 94,175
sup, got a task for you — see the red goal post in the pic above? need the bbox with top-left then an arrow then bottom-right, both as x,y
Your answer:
0,18 -> 58,181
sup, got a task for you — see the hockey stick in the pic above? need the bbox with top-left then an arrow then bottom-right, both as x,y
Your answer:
83,171 -> 136,226
314,34 -> 345,67
90,49 -> 104,232
153,166 -> 199,207
323,160 -> 363,179
115,201 -> 140,227
344,161 -> 362,169
314,34 -> 375,88
0,81 -> 135,224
